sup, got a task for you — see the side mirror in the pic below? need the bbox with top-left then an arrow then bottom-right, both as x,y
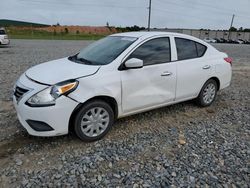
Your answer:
124,58 -> 143,69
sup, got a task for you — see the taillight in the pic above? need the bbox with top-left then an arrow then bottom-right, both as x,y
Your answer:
224,57 -> 232,66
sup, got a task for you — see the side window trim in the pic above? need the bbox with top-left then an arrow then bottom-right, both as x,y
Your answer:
174,37 -> 207,61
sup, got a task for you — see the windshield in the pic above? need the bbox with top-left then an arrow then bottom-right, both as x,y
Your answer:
0,30 -> 6,35
69,36 -> 137,65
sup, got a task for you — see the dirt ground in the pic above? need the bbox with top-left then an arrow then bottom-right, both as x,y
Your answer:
0,40 -> 249,187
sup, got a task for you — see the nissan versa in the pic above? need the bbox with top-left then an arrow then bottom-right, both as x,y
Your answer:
13,32 -> 232,141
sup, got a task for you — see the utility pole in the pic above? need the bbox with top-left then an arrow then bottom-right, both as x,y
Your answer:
230,14 -> 235,30
147,0 -> 152,31
228,14 -> 235,40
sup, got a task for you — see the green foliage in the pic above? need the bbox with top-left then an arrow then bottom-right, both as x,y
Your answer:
64,27 -> 69,34
244,28 -> 250,32
106,22 -> 112,32
7,27 -> 105,40
115,25 -> 145,32
229,27 -> 237,32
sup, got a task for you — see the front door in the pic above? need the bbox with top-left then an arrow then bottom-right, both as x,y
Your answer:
120,37 -> 177,114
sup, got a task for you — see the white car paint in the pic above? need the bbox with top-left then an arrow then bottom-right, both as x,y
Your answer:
13,73 -> 79,136
26,57 -> 100,84
13,31 -> 232,137
236,39 -> 244,44
0,28 -> 10,45
203,38 -> 216,43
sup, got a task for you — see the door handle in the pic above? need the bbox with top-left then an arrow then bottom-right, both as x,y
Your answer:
161,71 -> 172,76
203,65 -> 211,69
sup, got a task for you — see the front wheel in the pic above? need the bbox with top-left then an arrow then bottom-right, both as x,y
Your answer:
196,79 -> 218,107
74,100 -> 114,141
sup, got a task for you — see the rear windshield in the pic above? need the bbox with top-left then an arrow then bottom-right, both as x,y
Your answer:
0,30 -> 6,35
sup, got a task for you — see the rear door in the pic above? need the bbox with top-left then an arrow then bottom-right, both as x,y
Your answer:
174,37 -> 212,100
120,37 -> 177,113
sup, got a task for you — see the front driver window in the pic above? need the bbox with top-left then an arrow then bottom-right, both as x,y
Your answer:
128,37 -> 171,66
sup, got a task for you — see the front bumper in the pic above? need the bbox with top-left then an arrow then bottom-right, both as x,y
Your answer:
13,74 -> 79,137
0,39 -> 10,45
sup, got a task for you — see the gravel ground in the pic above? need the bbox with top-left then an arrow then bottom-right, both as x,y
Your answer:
0,40 -> 249,187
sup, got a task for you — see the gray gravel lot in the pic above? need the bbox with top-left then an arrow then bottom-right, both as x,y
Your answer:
0,40 -> 249,187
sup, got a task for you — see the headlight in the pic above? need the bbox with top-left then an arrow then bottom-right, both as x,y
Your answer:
26,80 -> 78,107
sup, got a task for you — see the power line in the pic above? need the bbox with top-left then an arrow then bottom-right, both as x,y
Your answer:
176,0 -> 250,17
155,0 -> 231,16
154,0 -> 250,29
153,7 -> 227,23
155,0 -> 250,19
16,0 -> 250,28
176,0 -> 247,14
19,0 -> 146,9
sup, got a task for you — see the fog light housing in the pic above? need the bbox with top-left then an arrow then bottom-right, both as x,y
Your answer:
26,120 -> 54,132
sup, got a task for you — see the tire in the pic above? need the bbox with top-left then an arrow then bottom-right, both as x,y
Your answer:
74,100 -> 114,142
196,79 -> 218,107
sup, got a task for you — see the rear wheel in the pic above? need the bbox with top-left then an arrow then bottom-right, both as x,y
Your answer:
74,100 -> 114,141
196,79 -> 218,107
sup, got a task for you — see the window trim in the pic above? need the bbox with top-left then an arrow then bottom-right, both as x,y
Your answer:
119,36 -> 172,70
174,37 -> 207,61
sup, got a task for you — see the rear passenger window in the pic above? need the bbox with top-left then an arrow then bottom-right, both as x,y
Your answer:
175,38 -> 207,60
196,42 -> 206,57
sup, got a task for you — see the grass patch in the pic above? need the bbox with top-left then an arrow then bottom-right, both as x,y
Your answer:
7,28 -> 106,40
9,34 -> 105,40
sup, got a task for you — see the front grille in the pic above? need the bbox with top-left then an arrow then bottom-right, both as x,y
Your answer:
14,86 -> 29,102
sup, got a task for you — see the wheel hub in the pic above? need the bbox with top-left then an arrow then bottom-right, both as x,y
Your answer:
80,107 -> 110,137
203,83 -> 216,104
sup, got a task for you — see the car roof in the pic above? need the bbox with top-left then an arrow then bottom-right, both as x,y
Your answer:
113,31 -> 208,41
111,31 -> 193,39
111,31 -> 209,46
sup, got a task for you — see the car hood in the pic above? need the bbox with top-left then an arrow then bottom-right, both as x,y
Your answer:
25,57 -> 100,85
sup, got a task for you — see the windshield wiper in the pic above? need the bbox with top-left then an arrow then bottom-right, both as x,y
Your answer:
68,55 -> 97,65
68,54 -> 78,61
77,57 -> 93,65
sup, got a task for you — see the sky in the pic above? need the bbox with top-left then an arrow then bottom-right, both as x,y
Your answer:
1,0 -> 250,29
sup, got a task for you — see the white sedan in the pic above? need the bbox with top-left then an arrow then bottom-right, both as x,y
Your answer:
13,32 -> 232,141
0,28 -> 10,45
203,38 -> 217,43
